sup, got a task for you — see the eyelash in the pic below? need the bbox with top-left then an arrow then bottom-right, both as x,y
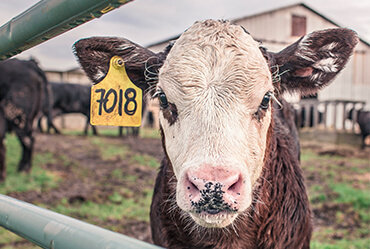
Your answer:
260,92 -> 272,110
153,89 -> 169,108
254,91 -> 275,121
153,88 -> 179,125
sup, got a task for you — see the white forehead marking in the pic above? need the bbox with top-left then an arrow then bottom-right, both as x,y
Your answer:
157,20 -> 274,180
158,20 -> 273,112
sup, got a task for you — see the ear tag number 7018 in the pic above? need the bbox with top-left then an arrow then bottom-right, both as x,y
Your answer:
90,56 -> 142,127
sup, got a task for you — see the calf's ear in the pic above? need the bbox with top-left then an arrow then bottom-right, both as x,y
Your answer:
269,28 -> 358,96
73,37 -> 169,91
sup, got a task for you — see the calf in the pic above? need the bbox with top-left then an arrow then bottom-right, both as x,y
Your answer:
0,58 -> 47,181
74,20 -> 357,248
348,108 -> 370,148
37,82 -> 97,135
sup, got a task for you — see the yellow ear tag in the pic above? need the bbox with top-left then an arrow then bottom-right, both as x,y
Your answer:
90,56 -> 142,127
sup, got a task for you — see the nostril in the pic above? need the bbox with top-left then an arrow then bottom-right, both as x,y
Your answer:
228,181 -> 237,191
188,180 -> 199,191
185,175 -> 202,204
186,175 -> 200,193
227,175 -> 242,194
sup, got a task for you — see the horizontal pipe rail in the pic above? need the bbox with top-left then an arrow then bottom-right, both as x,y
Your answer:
0,0 -> 133,60
0,194 -> 162,249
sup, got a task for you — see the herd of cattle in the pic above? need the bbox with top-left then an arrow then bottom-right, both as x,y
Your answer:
0,58 -> 143,181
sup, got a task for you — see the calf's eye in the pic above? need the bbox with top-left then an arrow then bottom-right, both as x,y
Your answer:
260,92 -> 271,110
159,93 -> 168,108
153,89 -> 169,108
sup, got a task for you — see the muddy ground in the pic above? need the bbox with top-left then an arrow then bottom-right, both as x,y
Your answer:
7,132 -> 163,246
4,132 -> 370,247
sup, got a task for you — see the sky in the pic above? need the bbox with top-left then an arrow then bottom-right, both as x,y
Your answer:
0,0 -> 369,71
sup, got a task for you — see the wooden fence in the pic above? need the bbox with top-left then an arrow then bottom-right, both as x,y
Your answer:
293,99 -> 366,132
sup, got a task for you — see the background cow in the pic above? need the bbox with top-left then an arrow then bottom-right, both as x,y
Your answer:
348,108 -> 370,148
0,58 -> 47,181
37,80 -> 59,134
74,20 -> 357,248
118,126 -> 140,137
37,82 -> 97,135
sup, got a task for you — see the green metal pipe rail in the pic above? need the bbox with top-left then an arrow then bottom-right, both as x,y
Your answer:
0,0 -> 133,60
0,194 -> 162,249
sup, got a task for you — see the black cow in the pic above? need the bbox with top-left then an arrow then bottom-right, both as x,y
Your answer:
0,58 -> 47,181
37,80 -> 59,133
37,82 -> 97,135
118,126 -> 140,137
348,108 -> 370,148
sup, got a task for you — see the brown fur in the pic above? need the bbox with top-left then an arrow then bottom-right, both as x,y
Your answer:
73,20 -> 358,249
151,100 -> 311,249
269,28 -> 358,96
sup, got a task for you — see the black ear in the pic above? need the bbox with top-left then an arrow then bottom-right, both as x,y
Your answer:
73,37 -> 170,92
268,28 -> 358,96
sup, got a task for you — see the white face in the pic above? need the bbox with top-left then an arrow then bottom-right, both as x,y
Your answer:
157,20 -> 274,228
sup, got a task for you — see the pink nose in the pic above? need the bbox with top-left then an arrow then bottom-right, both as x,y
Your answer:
184,166 -> 244,214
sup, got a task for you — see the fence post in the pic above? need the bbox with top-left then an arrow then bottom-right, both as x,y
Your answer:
0,0 -> 133,60
0,194 -> 163,249
323,101 -> 328,129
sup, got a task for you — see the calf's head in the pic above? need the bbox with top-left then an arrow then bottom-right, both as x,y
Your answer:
74,20 -> 357,228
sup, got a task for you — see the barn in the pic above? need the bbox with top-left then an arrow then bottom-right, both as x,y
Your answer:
147,3 -> 370,131
45,67 -> 90,84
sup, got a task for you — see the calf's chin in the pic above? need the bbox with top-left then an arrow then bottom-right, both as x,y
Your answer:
190,211 -> 240,228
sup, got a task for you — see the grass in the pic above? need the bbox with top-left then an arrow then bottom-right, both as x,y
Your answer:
130,154 -> 160,168
331,184 -> 370,210
1,131 -> 369,248
0,134 -> 60,195
309,184 -> 327,203
90,136 -> 129,160
311,237 -> 370,249
301,146 -> 370,249
331,183 -> 370,223
0,134 -> 63,247
50,189 -> 153,223
0,130 -> 160,248
140,128 -> 161,139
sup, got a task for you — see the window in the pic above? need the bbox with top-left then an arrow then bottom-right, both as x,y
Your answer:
291,15 -> 307,37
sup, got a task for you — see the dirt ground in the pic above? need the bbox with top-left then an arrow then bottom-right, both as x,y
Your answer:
5,132 -> 370,247
7,132 -> 163,245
